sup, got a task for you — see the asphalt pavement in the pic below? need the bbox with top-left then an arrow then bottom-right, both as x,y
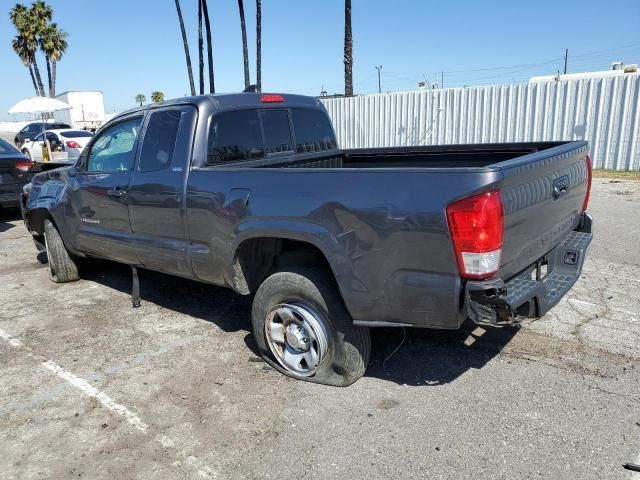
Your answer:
0,177 -> 639,479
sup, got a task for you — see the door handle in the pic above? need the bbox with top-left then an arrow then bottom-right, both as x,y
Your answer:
107,188 -> 127,198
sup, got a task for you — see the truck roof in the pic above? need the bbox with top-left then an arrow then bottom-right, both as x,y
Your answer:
110,92 -> 324,123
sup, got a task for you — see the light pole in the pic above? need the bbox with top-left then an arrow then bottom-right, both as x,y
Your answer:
375,65 -> 383,93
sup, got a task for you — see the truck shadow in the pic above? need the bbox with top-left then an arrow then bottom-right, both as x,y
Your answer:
81,262 -> 520,387
0,207 -> 21,232
366,324 -> 520,386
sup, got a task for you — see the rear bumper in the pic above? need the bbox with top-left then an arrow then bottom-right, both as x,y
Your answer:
0,191 -> 21,208
465,213 -> 593,326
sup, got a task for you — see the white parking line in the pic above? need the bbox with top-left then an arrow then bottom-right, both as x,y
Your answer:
42,359 -> 149,433
0,328 -> 217,478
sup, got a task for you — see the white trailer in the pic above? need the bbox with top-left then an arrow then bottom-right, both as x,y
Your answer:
54,91 -> 105,131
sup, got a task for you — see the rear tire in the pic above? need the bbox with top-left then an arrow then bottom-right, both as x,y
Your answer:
252,266 -> 371,386
44,219 -> 80,283
21,149 -> 31,161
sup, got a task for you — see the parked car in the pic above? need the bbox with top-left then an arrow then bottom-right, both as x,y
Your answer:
21,92 -> 593,386
21,129 -> 93,162
0,138 -> 31,209
14,121 -> 70,148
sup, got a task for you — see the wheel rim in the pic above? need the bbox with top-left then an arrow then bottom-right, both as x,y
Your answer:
265,302 -> 329,376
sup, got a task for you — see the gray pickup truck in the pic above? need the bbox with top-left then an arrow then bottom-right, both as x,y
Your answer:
22,92 -> 593,386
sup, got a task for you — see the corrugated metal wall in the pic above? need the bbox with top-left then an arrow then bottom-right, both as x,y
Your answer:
321,75 -> 640,170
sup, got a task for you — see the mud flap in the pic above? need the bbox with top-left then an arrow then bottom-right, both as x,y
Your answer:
131,266 -> 141,308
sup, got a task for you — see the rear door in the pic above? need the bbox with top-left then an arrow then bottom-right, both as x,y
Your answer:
68,115 -> 143,264
29,133 -> 45,162
498,142 -> 590,279
128,105 -> 197,276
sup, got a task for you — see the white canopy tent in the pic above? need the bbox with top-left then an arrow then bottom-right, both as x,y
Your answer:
8,96 -> 72,161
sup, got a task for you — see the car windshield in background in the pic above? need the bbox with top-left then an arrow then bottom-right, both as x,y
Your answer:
0,138 -> 19,154
61,131 -> 93,138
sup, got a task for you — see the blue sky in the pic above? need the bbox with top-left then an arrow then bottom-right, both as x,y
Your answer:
2,0 -> 639,120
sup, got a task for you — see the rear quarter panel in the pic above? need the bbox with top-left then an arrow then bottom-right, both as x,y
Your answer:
186,167 -> 502,328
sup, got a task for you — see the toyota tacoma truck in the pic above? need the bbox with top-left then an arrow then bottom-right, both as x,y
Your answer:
21,92 -> 593,386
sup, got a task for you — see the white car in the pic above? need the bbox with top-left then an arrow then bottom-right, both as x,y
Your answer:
21,129 -> 94,162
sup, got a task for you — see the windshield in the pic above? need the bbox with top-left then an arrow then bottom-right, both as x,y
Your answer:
61,131 -> 93,138
0,138 -> 19,154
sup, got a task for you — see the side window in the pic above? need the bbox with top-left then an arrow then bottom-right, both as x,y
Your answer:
86,118 -> 142,172
139,110 -> 182,172
291,108 -> 337,153
260,110 -> 293,155
207,110 -> 264,164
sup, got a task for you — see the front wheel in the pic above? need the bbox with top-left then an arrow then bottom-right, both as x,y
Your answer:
44,219 -> 80,283
252,267 -> 371,386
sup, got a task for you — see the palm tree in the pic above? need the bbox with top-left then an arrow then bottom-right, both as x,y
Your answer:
174,0 -> 196,96
12,35 -> 39,94
256,0 -> 261,92
9,3 -> 46,96
135,94 -> 146,106
29,1 -> 53,96
197,0 -> 204,95
47,27 -> 68,97
237,0 -> 250,89
150,91 -> 165,103
201,0 -> 215,93
39,23 -> 66,97
344,0 -> 353,96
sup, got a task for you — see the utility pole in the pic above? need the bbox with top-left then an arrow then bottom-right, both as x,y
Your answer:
375,65 -> 383,93
441,71 -> 444,89
564,48 -> 569,75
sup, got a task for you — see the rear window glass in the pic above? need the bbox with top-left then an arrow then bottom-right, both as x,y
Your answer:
0,138 -> 18,154
207,110 -> 264,164
139,110 -> 182,172
291,108 -> 337,153
261,110 -> 293,155
61,131 -> 93,138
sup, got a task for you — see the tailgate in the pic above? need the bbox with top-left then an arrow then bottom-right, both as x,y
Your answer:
497,141 -> 590,280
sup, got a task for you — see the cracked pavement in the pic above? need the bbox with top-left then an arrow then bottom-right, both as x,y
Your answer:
0,176 -> 639,479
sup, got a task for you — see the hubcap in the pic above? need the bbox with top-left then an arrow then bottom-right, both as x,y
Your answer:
265,303 -> 329,376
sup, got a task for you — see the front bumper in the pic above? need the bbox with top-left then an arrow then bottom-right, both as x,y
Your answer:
465,213 -> 593,326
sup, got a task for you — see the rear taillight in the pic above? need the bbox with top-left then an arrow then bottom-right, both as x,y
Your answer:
15,160 -> 32,172
582,154 -> 592,212
66,140 -> 81,149
260,94 -> 284,103
446,190 -> 504,279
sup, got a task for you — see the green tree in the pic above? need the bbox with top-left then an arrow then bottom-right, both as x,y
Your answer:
40,23 -> 67,96
150,91 -> 165,103
135,94 -> 146,106
10,1 -> 65,97
12,34 -> 39,94
174,0 -> 195,96
344,0 -> 353,96
237,0 -> 250,89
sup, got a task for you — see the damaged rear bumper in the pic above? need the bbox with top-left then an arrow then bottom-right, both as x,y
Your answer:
465,213 -> 593,326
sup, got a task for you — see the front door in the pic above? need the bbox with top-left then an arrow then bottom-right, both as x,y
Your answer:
127,106 -> 197,276
69,115 -> 143,264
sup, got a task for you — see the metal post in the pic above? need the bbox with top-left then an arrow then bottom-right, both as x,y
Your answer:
375,65 -> 383,93
564,49 -> 568,75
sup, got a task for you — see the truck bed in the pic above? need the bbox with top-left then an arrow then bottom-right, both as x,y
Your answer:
252,141 -> 573,170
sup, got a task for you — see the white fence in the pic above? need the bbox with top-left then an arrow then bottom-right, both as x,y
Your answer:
321,75 -> 640,171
